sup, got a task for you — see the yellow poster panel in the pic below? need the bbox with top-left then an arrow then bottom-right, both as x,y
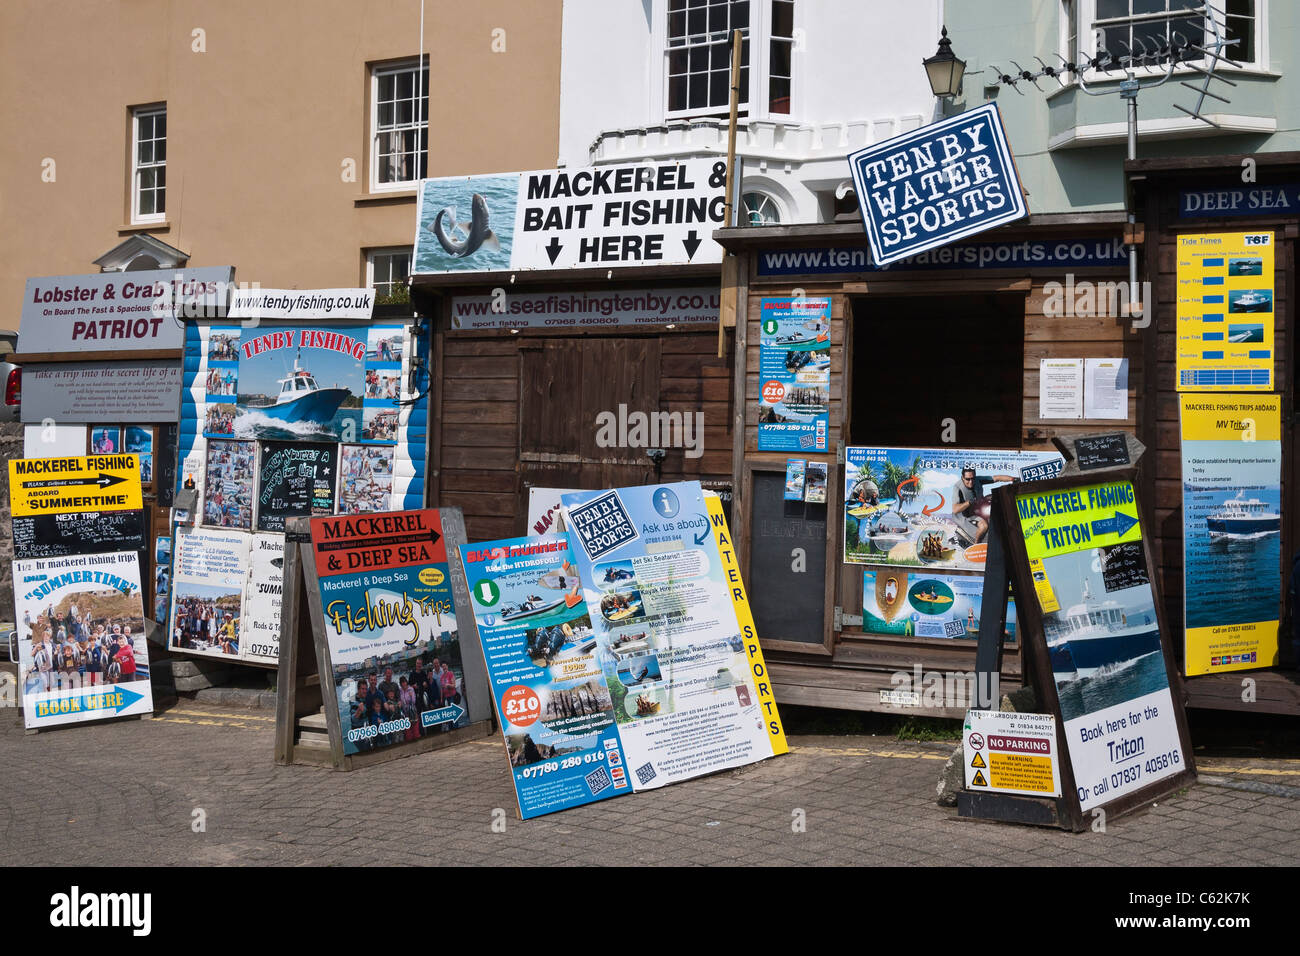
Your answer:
1016,480 -> 1142,563
988,752 -> 1056,795
1179,395 -> 1282,675
1176,231 -> 1274,391
706,494 -> 789,755
8,454 -> 143,516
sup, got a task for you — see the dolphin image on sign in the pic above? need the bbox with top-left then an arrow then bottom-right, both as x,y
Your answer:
429,193 -> 500,258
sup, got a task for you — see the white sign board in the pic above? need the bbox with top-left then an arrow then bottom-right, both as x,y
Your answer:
228,288 -> 375,321
414,159 -> 728,274
1039,358 -> 1084,420
20,267 -> 234,353
964,710 -> 1062,798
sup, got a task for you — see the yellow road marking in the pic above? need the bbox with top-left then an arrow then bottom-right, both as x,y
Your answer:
163,708 -> 275,722
791,745 -> 948,761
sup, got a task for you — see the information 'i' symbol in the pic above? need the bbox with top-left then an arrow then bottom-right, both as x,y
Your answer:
474,579 -> 501,606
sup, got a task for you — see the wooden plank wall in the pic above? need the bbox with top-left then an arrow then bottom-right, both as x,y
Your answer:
435,330 -> 735,544
1021,275 -> 1142,452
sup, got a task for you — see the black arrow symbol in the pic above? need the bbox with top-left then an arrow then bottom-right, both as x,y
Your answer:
545,237 -> 563,264
23,473 -> 127,490
682,230 -> 701,261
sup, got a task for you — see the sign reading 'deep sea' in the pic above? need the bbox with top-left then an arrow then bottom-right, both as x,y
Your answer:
847,104 -> 1027,267
413,159 -> 727,273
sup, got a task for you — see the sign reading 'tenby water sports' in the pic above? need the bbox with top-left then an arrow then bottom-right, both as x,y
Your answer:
847,103 -> 1027,267
413,159 -> 727,273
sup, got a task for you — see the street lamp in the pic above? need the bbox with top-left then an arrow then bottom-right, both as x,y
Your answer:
923,26 -> 966,98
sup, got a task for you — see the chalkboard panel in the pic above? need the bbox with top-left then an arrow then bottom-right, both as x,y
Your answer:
12,511 -> 145,560
747,470 -> 828,646
1075,433 -> 1130,471
256,441 -> 338,533
1100,541 -> 1149,593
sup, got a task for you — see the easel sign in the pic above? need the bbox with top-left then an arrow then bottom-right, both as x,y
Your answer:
968,469 -> 1195,830
274,508 -> 493,769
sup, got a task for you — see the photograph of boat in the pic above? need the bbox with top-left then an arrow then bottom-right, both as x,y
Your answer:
1040,548 -> 1170,722
243,349 -> 351,428
1228,257 -> 1263,276
1046,579 -> 1161,680
908,580 -> 954,611
771,330 -> 830,349
1228,289 -> 1272,313
502,594 -> 568,622
1205,490 -> 1280,538
864,509 -> 911,552
1227,324 -> 1265,343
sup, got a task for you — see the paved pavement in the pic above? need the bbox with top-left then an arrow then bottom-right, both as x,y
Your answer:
2,700 -> 1298,866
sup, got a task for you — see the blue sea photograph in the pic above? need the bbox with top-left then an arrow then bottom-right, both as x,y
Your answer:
415,174 -> 518,273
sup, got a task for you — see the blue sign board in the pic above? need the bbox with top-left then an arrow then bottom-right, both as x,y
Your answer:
847,103 -> 1028,266
1179,184 -> 1300,218
755,237 -> 1127,276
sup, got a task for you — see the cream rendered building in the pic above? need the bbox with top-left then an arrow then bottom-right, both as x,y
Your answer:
0,0 -> 561,305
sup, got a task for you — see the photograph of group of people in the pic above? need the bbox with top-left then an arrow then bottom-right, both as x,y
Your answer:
22,593 -> 148,694
204,440 -> 255,529
205,366 -> 238,396
339,646 -> 468,753
361,407 -> 399,442
208,331 -> 240,362
171,587 -> 242,655
367,329 -> 403,363
204,404 -> 238,436
338,444 -> 395,513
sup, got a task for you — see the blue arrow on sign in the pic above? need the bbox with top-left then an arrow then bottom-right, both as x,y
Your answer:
1090,511 -> 1138,538
38,685 -> 145,722
693,515 -> 710,546
421,703 -> 466,728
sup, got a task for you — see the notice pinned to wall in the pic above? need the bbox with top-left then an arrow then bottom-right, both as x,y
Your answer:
1039,358 -> 1084,420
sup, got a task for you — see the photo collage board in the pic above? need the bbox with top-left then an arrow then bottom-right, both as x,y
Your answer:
167,317 -> 429,665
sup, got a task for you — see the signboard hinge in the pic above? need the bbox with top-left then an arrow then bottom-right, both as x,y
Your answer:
833,607 -> 862,631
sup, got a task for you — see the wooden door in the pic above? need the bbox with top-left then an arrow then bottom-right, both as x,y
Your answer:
517,337 -> 661,529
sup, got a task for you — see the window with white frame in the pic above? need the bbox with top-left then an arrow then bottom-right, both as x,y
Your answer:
664,1 -> 796,118
368,248 -> 412,299
131,106 -> 166,223
743,191 -> 781,225
667,0 -> 750,115
372,61 -> 428,190
1067,1 -> 1262,71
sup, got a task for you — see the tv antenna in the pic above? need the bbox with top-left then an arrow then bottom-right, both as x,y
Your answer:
987,4 -> 1239,322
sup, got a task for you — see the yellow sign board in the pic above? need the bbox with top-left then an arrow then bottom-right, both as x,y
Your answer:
988,752 -> 1056,794
1179,394 -> 1282,676
1016,480 -> 1142,562
8,454 -> 143,517
1176,231 -> 1274,391
707,493 -> 789,755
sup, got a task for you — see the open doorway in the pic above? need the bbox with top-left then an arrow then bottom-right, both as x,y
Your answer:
849,293 -> 1025,449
